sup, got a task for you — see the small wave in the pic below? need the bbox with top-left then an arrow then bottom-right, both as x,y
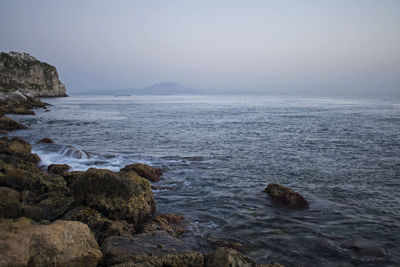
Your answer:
59,145 -> 90,159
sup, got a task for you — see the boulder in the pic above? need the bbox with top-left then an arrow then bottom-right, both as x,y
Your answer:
102,231 -> 204,266
120,163 -> 163,182
71,168 -> 155,228
0,130 -> 7,134
37,137 -> 54,144
0,115 -> 27,131
263,183 -> 309,209
63,206 -> 135,244
47,163 -> 71,175
0,220 -> 102,266
141,214 -> 185,237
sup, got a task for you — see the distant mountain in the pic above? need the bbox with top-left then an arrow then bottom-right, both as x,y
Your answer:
72,81 -> 253,96
130,81 -> 198,95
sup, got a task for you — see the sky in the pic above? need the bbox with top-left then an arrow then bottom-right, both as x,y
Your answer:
0,0 -> 399,95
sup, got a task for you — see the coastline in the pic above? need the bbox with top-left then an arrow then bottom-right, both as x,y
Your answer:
0,96 -> 283,266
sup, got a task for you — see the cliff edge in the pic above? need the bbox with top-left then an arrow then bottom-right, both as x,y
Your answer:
0,51 -> 67,97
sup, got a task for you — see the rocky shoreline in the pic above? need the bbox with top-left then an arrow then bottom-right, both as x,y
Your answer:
0,95 -> 283,266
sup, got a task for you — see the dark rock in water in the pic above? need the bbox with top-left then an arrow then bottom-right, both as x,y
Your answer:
37,137 -> 54,144
141,214 -> 185,237
47,163 -> 71,175
120,163 -> 163,182
101,231 -> 204,266
263,183 -> 309,209
0,116 -> 27,131
71,168 -> 155,229
63,206 -> 135,244
151,185 -> 173,190
0,219 -> 102,266
0,130 -> 7,134
207,238 -> 244,251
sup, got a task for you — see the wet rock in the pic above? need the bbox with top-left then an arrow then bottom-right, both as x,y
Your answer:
151,185 -> 173,190
142,214 -> 185,237
0,136 -> 38,164
72,168 -> 155,228
263,183 -> 309,209
207,237 -> 244,251
0,115 -> 27,131
0,130 -> 7,134
0,220 -> 102,266
37,137 -> 54,144
205,247 -> 257,267
120,163 -> 163,182
47,163 -> 71,175
102,231 -> 204,266
64,206 -> 135,244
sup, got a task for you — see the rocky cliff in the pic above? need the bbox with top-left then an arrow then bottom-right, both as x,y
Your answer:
0,51 -> 67,97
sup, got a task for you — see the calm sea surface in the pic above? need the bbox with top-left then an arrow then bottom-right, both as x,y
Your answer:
8,95 -> 400,266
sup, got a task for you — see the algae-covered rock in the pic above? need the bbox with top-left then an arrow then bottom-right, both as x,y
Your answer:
142,214 -> 185,237
64,206 -> 135,244
72,168 -> 155,228
47,163 -> 71,175
0,115 -> 27,131
120,163 -> 163,182
102,231 -> 204,266
263,183 -> 309,209
0,220 -> 102,266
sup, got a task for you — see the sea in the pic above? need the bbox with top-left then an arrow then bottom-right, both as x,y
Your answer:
6,95 -> 400,266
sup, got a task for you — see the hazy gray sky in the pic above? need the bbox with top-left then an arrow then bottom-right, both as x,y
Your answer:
1,0 -> 399,95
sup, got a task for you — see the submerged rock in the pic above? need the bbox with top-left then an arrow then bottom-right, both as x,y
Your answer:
207,238 -> 244,251
0,220 -> 102,266
63,206 -> 135,244
120,163 -> 163,182
71,168 -> 155,229
263,183 -> 309,209
37,137 -> 54,144
102,231 -> 204,266
0,115 -> 27,131
47,163 -> 71,175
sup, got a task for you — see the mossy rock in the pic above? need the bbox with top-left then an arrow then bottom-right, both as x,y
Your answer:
72,168 -> 155,229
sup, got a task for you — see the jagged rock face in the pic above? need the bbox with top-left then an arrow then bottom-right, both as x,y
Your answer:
0,51 -> 67,97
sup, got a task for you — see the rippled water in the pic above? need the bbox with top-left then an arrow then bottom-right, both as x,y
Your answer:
7,95 -> 400,266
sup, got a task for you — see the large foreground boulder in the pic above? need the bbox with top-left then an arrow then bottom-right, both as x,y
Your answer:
120,163 -> 163,182
72,168 -> 155,228
0,219 -> 102,266
102,231 -> 204,266
263,183 -> 309,209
